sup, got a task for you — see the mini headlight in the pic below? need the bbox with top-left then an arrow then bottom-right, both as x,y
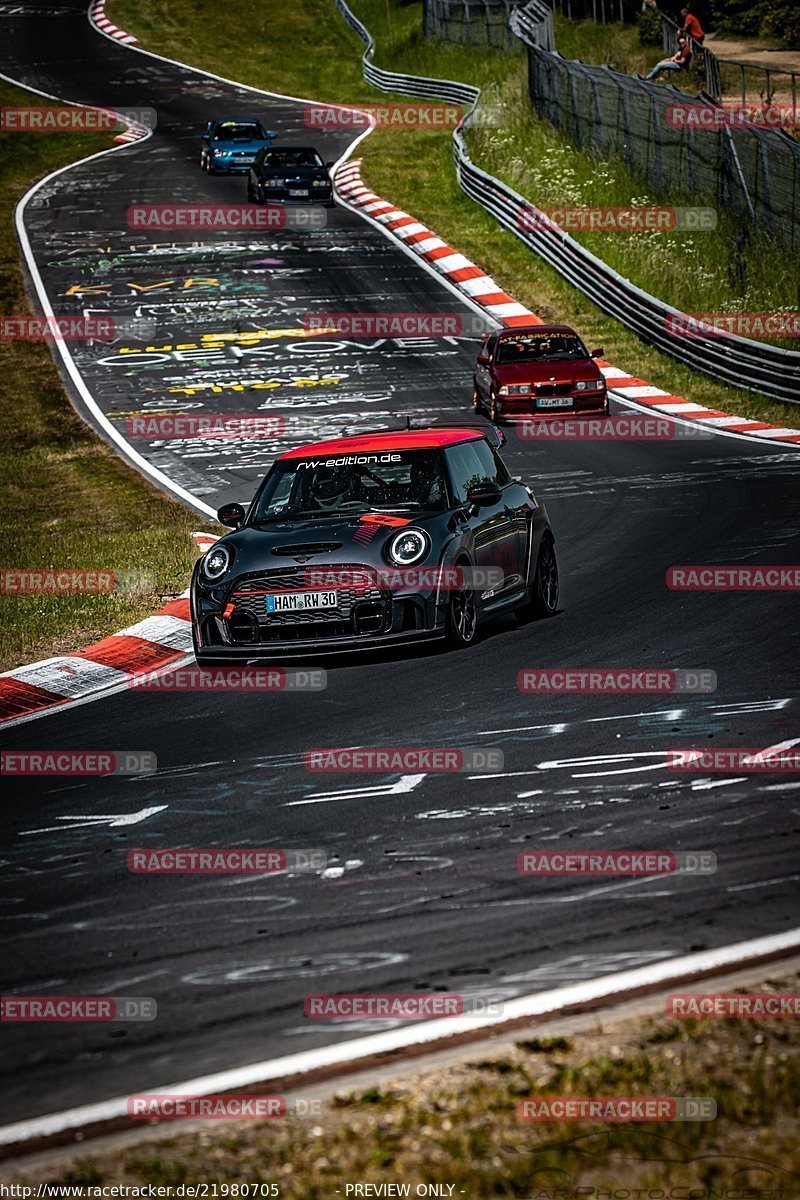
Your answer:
212,149 -> 228,157
202,544 -> 232,580
312,179 -> 327,187
388,529 -> 428,566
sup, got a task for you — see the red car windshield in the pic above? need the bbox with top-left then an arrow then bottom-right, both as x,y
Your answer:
496,332 -> 588,364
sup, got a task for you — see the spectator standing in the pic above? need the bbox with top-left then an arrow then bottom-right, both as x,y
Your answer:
681,6 -> 705,45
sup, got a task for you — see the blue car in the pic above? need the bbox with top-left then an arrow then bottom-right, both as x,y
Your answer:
200,118 -> 277,175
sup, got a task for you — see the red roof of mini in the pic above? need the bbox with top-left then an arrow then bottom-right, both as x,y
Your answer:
279,428 -> 486,459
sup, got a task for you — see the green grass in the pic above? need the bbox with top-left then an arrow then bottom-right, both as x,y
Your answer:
8,974 -> 800,1192
0,79 -> 198,671
110,0 -> 800,430
553,12 -> 652,74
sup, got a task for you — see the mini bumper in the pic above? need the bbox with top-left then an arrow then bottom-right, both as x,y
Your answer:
192,577 -> 448,658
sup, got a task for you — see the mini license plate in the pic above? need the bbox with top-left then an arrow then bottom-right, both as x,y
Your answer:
266,590 -> 337,614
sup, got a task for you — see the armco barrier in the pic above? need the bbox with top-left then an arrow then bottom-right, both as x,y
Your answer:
335,0 -> 478,107
334,0 -> 800,404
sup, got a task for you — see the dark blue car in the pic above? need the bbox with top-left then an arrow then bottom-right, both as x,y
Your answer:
247,145 -> 335,206
200,118 -> 277,175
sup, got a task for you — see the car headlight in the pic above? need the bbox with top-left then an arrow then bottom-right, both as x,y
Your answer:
312,179 -> 328,187
212,149 -> 229,157
499,384 -> 530,396
388,529 -> 429,566
202,544 -> 232,580
264,178 -> 283,186
576,380 -> 604,391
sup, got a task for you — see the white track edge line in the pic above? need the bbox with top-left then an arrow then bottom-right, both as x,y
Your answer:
0,70 -> 216,519
1,926 -> 798,1147
608,388 -> 800,449
3,3 -> 380,522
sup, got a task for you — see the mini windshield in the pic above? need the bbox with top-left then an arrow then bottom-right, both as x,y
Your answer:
252,449 -> 448,522
261,148 -> 324,168
213,122 -> 264,141
496,332 -> 588,363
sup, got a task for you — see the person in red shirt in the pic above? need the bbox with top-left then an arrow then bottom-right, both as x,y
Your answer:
681,7 -> 705,45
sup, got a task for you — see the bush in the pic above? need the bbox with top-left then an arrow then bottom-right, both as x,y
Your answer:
713,0 -> 763,39
712,0 -> 800,45
761,0 -> 800,46
638,8 -> 662,45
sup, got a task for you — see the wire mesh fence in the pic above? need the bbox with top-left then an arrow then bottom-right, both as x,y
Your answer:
422,0 -> 527,47
511,3 -> 800,252
550,0 -> 640,21
334,0 -> 800,401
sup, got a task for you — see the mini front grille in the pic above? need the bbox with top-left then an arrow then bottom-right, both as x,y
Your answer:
225,565 -> 390,641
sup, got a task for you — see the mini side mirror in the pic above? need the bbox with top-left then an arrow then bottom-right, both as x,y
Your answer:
326,160 -> 335,169
590,347 -> 604,358
476,353 -> 489,366
217,503 -> 245,529
466,480 -> 502,509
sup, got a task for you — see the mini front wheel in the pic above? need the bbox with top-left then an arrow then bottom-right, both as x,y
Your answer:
445,572 -> 478,647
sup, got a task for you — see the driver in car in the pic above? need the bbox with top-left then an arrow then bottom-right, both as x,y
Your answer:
309,466 -> 361,510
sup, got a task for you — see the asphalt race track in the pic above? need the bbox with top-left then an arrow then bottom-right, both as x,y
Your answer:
1,0 -> 800,1128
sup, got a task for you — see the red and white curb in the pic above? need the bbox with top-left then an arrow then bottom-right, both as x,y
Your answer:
335,160 -> 531,326
89,0 -> 137,45
88,2 -> 146,142
0,597 -> 192,726
110,118 -> 149,145
0,536 -> 222,727
335,159 -> 800,446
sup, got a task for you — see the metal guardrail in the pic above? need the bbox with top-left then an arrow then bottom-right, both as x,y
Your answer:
335,0 -> 478,105
333,0 -> 800,404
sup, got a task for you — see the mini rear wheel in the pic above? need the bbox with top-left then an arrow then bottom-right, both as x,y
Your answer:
515,536 -> 559,622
